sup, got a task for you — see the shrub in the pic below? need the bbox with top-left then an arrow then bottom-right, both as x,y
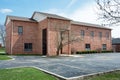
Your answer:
76,50 -> 113,54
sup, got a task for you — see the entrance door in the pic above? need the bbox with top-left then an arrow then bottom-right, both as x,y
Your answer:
42,29 -> 47,55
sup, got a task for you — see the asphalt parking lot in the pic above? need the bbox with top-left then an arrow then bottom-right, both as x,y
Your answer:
0,53 -> 120,79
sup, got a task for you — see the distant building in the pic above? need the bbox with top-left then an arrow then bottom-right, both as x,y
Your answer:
112,38 -> 120,52
5,12 -> 112,56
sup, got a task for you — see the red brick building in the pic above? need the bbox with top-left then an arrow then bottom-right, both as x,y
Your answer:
5,12 -> 112,56
112,38 -> 120,52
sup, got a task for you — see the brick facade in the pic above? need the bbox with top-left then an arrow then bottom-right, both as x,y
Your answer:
5,12 -> 112,56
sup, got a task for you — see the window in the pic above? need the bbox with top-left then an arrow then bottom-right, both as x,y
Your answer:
85,44 -> 91,50
102,44 -> 106,50
91,31 -> 94,38
24,43 -> 32,51
81,30 -> 85,38
99,32 -> 102,39
18,26 -> 23,35
106,32 -> 109,39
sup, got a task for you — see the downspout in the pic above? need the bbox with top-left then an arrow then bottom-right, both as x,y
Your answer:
68,21 -> 71,55
11,20 -> 13,55
47,17 -> 50,56
68,30 -> 70,55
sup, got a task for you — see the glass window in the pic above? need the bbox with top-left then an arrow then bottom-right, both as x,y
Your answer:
91,31 -> 94,38
85,44 -> 91,50
106,32 -> 109,39
24,43 -> 32,51
81,30 -> 85,38
18,26 -> 23,35
102,44 -> 106,50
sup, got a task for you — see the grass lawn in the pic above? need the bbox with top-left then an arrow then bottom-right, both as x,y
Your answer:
0,67 -> 58,80
85,71 -> 120,80
0,47 -> 5,52
0,47 -> 11,60
0,55 -> 11,60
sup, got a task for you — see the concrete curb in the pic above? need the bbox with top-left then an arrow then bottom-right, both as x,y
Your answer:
66,69 -> 120,80
5,66 -> 120,80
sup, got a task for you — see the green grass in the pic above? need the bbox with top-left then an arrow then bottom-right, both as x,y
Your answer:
0,47 -> 5,52
0,67 -> 58,80
0,55 -> 11,60
85,71 -> 120,80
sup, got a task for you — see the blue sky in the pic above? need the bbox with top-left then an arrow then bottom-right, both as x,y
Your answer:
0,0 -> 120,38
0,0 -> 93,24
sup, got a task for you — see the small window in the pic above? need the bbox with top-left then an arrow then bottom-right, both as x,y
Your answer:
85,44 -> 91,50
18,26 -> 23,35
99,32 -> 102,39
102,44 -> 106,50
91,31 -> 94,38
106,32 -> 109,39
81,30 -> 85,38
24,43 -> 32,51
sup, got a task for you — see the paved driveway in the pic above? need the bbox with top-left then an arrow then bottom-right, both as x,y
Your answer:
0,53 -> 120,79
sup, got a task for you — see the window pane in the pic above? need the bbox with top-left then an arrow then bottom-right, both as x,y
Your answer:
24,43 -> 32,51
81,30 -> 85,37
18,26 -> 23,35
102,44 -> 106,50
106,32 -> 109,39
91,31 -> 94,38
85,44 -> 91,50
29,43 -> 32,50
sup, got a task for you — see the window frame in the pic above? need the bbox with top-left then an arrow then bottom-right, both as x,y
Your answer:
102,44 -> 107,50
99,32 -> 102,39
106,32 -> 110,40
18,26 -> 23,35
81,30 -> 85,38
91,31 -> 94,38
24,43 -> 32,51
85,44 -> 91,51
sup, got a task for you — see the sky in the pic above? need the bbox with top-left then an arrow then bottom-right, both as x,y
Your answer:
0,0 -> 120,38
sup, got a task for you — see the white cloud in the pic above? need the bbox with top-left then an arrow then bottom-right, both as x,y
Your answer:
0,8 -> 13,14
67,0 -> 78,8
69,2 -> 100,24
111,27 -> 120,38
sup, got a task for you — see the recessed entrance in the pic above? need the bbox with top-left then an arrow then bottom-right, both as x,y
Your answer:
42,29 -> 47,55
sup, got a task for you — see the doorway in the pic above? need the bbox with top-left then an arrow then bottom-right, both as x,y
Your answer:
42,29 -> 47,55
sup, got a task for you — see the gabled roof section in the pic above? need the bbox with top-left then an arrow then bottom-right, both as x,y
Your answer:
5,15 -> 37,26
32,11 -> 71,21
71,21 -> 112,30
112,38 -> 120,44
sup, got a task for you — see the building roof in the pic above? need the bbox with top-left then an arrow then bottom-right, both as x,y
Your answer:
112,38 -> 120,44
5,12 -> 111,30
32,11 -> 71,21
71,21 -> 111,30
5,15 -> 37,25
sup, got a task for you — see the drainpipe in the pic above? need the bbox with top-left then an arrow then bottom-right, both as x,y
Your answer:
47,18 -> 50,56
68,30 -> 69,55
68,22 -> 71,55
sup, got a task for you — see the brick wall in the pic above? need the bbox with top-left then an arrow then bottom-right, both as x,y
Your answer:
5,21 -> 12,54
47,18 -> 71,56
71,24 -> 112,52
6,20 -> 39,54
6,18 -> 112,56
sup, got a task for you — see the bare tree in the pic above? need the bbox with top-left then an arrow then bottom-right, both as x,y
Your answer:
0,24 -> 5,47
51,21 -> 82,55
96,0 -> 120,25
